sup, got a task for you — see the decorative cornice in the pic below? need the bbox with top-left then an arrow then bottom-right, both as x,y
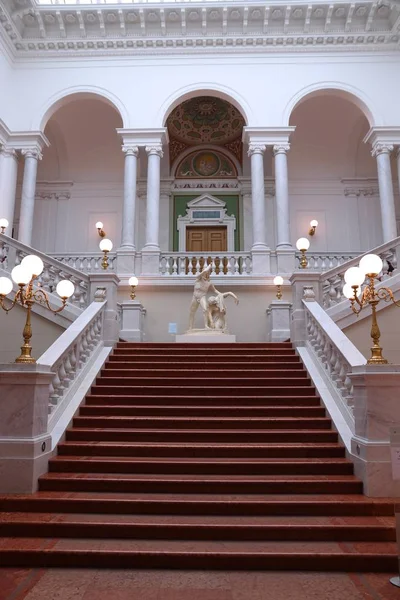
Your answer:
1,0 -> 400,58
173,179 -> 240,190
35,190 -> 71,201
344,186 -> 379,197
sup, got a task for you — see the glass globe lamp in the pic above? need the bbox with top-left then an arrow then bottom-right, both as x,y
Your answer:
21,255 -> 44,277
273,275 -> 283,300
344,266 -> 365,287
11,265 -> 31,286
359,254 -> 383,277
0,218 -> 9,233
99,238 -> 113,252
129,275 -> 139,300
296,238 -> 310,269
343,283 -> 361,299
0,277 -> 13,296
56,280 -> 75,299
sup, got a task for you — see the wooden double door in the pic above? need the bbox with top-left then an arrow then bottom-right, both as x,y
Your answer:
185,226 -> 228,274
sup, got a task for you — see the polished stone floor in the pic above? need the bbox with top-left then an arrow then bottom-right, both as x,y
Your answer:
1,569 -> 400,600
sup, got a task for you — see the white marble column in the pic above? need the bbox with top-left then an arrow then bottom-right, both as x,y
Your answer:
273,143 -> 291,248
372,143 -> 397,243
144,144 -> 163,251
19,148 -> 42,247
248,144 -> 268,250
0,146 -> 18,233
120,145 -> 139,250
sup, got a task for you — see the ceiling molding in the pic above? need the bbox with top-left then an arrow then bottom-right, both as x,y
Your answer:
0,0 -> 399,58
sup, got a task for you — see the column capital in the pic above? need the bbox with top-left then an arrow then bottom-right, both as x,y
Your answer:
122,144 -> 139,157
371,143 -> 394,158
21,147 -> 43,161
0,146 -> 18,159
247,144 -> 266,157
273,143 -> 290,156
145,144 -> 163,158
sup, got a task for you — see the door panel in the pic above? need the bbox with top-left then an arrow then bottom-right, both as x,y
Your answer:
186,227 -> 227,252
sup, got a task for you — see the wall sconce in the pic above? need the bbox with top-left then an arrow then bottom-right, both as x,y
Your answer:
273,275 -> 283,300
99,238 -> 113,270
0,254 -> 74,363
296,237 -> 310,269
96,221 -> 106,238
129,275 -> 139,300
309,220 -> 318,236
0,218 -> 9,234
344,253 -> 400,365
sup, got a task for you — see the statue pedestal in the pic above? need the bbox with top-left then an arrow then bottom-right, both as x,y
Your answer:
175,330 -> 236,343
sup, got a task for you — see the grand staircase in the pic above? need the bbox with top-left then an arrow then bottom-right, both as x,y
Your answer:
0,342 -> 397,570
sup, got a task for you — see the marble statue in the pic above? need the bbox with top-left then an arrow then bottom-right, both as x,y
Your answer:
188,263 -> 239,332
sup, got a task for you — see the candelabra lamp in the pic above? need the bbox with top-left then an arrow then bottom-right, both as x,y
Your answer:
296,237 -> 310,269
129,275 -> 139,300
309,220 -> 318,236
0,255 -> 75,364
343,253 -> 400,365
99,238 -> 113,270
96,221 -> 106,238
0,218 -> 9,234
273,275 -> 283,300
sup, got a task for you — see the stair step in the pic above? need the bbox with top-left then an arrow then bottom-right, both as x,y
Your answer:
104,362 -> 305,371
100,370 -> 309,379
48,457 -> 353,476
72,416 -> 332,430
38,473 -> 363,494
116,342 -> 294,348
112,348 -> 296,355
0,493 -> 393,517
0,539 -> 396,571
108,354 -> 302,363
85,394 -> 321,406
0,513 -> 394,542
95,377 -> 312,388
66,428 -> 339,443
79,405 -> 326,418
90,386 -> 316,397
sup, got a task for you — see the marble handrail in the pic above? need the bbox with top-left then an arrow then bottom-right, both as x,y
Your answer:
303,300 -> 366,430
49,252 -> 117,274
295,252 -> 358,271
160,252 -> 252,275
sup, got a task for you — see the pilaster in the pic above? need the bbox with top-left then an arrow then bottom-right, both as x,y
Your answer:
88,273 -> 121,346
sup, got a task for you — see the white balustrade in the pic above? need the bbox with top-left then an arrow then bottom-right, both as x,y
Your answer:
159,253 -> 252,276
303,300 -> 366,429
49,252 -> 117,274
37,300 -> 106,419
295,252 -> 358,271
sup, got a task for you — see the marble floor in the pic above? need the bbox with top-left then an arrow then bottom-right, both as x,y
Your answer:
1,569 -> 400,600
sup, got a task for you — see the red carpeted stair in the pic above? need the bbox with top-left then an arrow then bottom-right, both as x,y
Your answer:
0,342 -> 397,570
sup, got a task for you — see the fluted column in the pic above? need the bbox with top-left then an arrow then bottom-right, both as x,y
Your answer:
144,144 -> 163,251
19,147 -> 42,246
0,146 -> 18,233
120,145 -> 139,250
248,144 -> 268,250
372,143 -> 397,243
273,143 -> 291,248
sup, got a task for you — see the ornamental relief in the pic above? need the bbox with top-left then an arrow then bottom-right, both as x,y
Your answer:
176,150 -> 237,179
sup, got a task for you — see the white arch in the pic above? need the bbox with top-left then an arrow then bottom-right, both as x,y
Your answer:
158,82 -> 252,127
283,82 -> 382,128
33,85 -> 129,131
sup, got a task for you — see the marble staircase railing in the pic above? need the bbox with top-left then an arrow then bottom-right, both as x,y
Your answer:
160,252 -> 252,276
0,234 -> 90,309
295,252 -> 358,271
49,252 -> 117,274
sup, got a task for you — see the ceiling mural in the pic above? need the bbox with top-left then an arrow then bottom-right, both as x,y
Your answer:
176,150 -> 237,179
167,96 -> 245,167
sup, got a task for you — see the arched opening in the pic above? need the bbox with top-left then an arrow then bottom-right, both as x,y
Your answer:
16,96 -> 124,254
287,92 -> 384,252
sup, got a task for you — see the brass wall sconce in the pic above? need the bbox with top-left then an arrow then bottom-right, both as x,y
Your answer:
96,221 -> 106,238
0,254 -> 74,363
99,238 -> 113,270
343,253 -> 400,365
309,220 -> 318,236
129,275 -> 139,300
296,237 -> 310,269
273,275 -> 283,300
0,218 -> 9,234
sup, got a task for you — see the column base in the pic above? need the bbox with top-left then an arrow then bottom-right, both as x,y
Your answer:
120,301 -> 146,342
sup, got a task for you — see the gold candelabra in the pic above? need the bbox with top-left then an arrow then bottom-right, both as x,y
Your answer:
273,275 -> 283,300
0,255 -> 74,364
129,276 -> 139,300
344,254 -> 399,365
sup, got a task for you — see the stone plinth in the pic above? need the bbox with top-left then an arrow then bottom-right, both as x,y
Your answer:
350,365 -> 400,497
267,301 -> 292,342
289,271 -> 322,347
120,301 -> 146,342
88,273 -> 120,346
0,364 -> 53,493
176,330 -> 236,343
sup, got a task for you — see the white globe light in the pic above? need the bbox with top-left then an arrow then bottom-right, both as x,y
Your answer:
343,283 -> 361,299
310,219 -> 318,227
359,253 -> 383,276
56,280 -> 75,299
99,238 -> 113,252
21,254 -> 44,277
95,221 -> 104,230
129,276 -> 139,287
344,266 -> 365,287
273,275 -> 283,286
0,277 -> 13,296
11,265 -> 31,285
296,237 -> 310,251
0,218 -> 9,229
